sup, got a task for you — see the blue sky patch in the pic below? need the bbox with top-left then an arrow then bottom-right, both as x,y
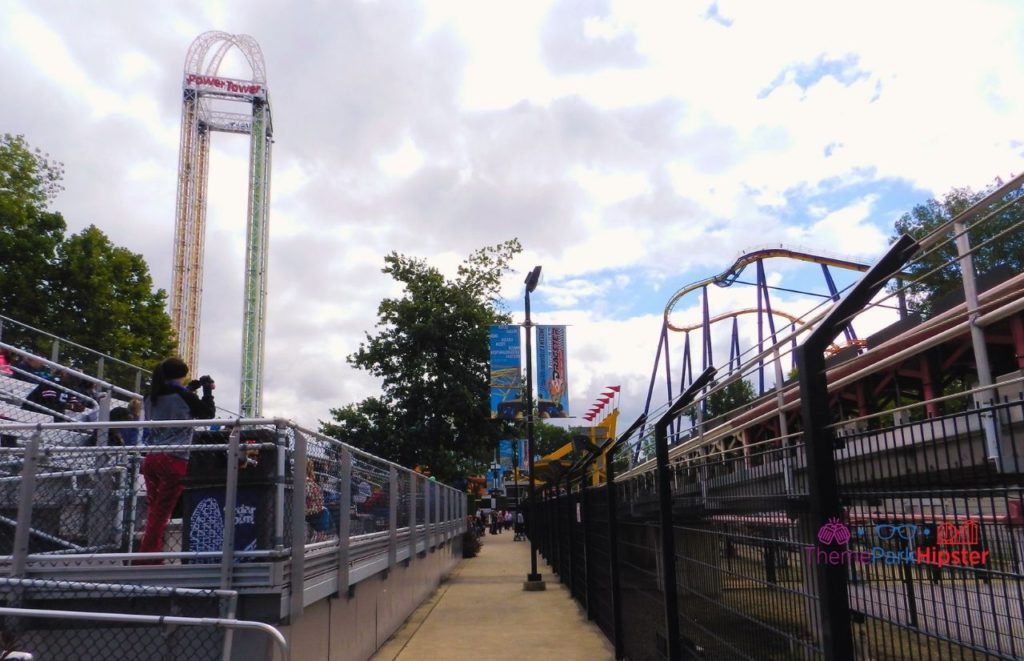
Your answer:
705,2 -> 734,28
759,53 -> 871,99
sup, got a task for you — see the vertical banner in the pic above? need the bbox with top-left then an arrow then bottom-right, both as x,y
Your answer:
499,439 -> 529,472
536,325 -> 569,418
489,325 -> 522,419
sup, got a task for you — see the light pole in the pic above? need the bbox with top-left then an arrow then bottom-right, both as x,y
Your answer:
523,265 -> 546,590
512,438 -> 520,515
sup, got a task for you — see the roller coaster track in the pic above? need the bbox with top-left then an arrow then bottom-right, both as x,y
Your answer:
673,308 -> 863,355
671,307 -> 806,333
663,247 -> 870,332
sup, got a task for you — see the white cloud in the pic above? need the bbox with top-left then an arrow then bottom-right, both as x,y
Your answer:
2,0 -> 1022,433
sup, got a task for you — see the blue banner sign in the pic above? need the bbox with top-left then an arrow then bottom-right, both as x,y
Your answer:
536,325 -> 568,418
489,325 -> 522,419
499,439 -> 528,471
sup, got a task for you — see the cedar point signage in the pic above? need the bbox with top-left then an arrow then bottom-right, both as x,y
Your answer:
807,518 -> 989,568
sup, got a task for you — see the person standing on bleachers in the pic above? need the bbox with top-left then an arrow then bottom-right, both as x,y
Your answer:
118,398 -> 145,446
22,374 -> 66,420
137,357 -> 215,563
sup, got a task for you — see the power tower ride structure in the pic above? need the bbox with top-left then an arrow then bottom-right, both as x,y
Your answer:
171,31 -> 273,417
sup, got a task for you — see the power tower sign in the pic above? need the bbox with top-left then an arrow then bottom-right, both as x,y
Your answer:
172,31 -> 274,416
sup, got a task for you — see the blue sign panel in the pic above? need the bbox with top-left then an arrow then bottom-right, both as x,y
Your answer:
489,325 -> 522,419
536,325 -> 568,418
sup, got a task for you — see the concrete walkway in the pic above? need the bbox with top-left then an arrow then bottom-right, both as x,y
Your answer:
372,528 -> 615,661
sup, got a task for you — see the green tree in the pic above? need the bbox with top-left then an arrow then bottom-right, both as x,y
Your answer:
320,239 -> 522,481
49,225 -> 175,369
0,134 -> 67,326
320,397 -> 398,458
892,184 -> 1024,314
690,378 -> 756,425
532,420 -> 574,458
0,134 -> 175,377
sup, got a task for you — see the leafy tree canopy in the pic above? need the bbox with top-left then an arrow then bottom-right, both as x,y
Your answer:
532,420 -> 575,458
690,378 -> 756,425
0,134 -> 175,378
320,239 -> 522,481
0,134 -> 67,326
891,183 -> 1023,314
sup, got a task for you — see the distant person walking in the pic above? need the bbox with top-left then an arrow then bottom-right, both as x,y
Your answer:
138,358 -> 215,562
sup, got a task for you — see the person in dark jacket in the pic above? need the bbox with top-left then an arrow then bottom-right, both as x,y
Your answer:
138,357 -> 215,561
22,378 -> 65,419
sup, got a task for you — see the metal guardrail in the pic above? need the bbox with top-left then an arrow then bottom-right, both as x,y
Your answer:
0,415 -> 467,652
0,315 -> 151,394
0,605 -> 289,661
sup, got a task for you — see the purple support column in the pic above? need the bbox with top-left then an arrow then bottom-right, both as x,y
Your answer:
730,316 -> 740,374
822,264 -> 857,342
663,323 -> 677,441
636,320 -> 667,463
756,260 -> 766,394
680,332 -> 692,392
702,286 -> 713,370
791,322 -> 798,371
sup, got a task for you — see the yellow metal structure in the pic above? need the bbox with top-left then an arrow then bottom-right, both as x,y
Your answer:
531,408 -> 619,487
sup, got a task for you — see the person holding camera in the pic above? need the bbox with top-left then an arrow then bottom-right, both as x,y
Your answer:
137,357 -> 216,562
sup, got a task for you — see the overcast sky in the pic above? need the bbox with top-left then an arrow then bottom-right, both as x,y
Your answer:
2,0 -> 1023,433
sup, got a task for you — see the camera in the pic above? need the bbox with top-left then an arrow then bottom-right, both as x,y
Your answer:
187,375 -> 216,392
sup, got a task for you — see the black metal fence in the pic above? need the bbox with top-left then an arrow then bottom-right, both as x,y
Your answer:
534,391 -> 1024,660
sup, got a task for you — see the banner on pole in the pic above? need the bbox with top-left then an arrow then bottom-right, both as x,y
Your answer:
499,439 -> 528,471
489,325 -> 522,419
536,325 -> 568,418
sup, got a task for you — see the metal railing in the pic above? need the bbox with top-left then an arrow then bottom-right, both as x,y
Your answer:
0,315 -> 150,394
0,415 -> 467,656
536,391 -> 1024,660
0,605 -> 289,660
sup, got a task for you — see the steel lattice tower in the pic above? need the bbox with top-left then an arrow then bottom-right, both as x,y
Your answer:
171,31 -> 273,417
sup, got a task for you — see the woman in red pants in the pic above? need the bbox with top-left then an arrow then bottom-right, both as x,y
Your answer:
138,357 -> 216,562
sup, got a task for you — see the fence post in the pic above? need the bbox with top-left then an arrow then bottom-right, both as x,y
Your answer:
221,426 -> 242,590
50,339 -> 60,364
583,485 -> 595,620
443,486 -> 450,543
564,479 -> 574,588
655,367 -> 716,661
434,481 -> 441,550
274,425 -> 288,550
551,487 -> 560,574
797,234 -> 918,661
11,432 -> 42,578
388,466 -> 398,570
289,428 -> 307,619
410,473 -> 419,561
607,443 -> 626,659
337,446 -> 351,596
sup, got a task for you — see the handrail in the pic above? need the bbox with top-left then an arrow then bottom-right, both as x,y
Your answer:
0,606 -> 289,660
0,313 -> 149,374
0,340 -> 141,401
